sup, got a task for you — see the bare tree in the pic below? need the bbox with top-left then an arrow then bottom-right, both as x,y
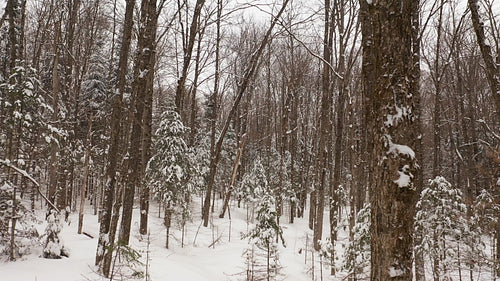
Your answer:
201,0 -> 291,227
119,0 -> 159,244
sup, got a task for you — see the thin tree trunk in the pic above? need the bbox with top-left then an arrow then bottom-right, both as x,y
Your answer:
175,0 -> 206,118
48,16 -> 61,210
220,137 -> 245,218
313,0 -> 334,251
201,0 -> 290,227
78,114 -> 94,234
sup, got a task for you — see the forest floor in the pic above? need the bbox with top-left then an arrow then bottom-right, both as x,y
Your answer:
0,197 -> 349,281
1,197 -> 496,281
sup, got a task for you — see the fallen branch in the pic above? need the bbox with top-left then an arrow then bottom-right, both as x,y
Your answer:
208,232 -> 223,248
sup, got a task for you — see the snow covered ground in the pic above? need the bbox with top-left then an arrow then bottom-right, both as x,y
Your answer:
2,196 -> 495,281
0,198 -> 344,281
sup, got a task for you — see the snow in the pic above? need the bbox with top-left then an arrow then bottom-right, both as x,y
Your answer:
384,106 -> 407,127
394,165 -> 412,188
0,198 -> 335,281
384,134 -> 416,160
388,266 -> 404,277
139,69 -> 149,78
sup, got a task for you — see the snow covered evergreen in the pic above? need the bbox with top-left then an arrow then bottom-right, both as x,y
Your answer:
42,210 -> 68,259
415,176 -> 484,279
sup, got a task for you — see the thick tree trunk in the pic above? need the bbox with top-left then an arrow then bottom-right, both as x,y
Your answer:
358,0 -> 374,217
365,1 -> 420,280
468,0 -> 500,122
139,0 -> 159,236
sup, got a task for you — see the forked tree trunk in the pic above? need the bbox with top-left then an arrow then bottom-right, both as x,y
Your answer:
175,0 -> 206,118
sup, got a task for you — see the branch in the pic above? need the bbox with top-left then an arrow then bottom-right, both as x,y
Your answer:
0,159 -> 60,212
278,21 -> 343,80
477,119 -> 500,141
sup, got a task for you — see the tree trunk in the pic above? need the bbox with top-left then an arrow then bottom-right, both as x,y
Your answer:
120,0 -> 158,244
313,0 -> 334,251
48,17 -> 62,211
468,0 -> 500,122
139,0 -> 159,236
175,0 -> 206,119
95,0 -> 135,274
78,114 -> 93,234
201,0 -> 290,227
366,1 -> 420,280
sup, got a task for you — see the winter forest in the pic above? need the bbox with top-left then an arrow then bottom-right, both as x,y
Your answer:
0,0 -> 499,280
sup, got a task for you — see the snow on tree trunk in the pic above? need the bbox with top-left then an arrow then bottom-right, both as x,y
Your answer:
364,1 -> 421,280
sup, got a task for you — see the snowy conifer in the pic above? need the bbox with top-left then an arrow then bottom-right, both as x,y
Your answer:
343,204 -> 370,279
0,182 -> 37,258
238,157 -> 268,202
146,108 -> 194,246
244,191 -> 284,280
42,210 -> 68,259
414,176 -> 483,279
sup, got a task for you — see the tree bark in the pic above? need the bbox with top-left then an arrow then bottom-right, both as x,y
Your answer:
468,0 -> 500,122
175,0 -> 206,118
366,1 -> 420,280
313,0 -> 334,251
219,137 -> 245,218
78,114 -> 93,234
48,16 -> 62,211
139,0 -> 159,236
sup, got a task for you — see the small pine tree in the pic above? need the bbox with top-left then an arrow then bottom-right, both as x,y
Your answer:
244,191 -> 284,281
42,210 -> 68,259
414,176 -> 483,279
343,203 -> 371,279
238,157 -> 268,203
146,108 -> 195,247
0,182 -> 38,259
